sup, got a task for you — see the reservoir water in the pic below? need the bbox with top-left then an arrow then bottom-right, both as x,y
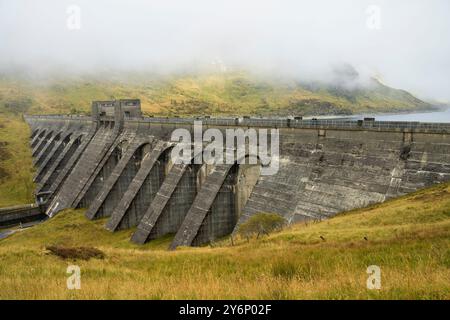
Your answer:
351,108 -> 450,123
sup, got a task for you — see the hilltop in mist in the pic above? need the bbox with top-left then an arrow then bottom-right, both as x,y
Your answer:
1,0 -> 450,103
0,68 -> 434,117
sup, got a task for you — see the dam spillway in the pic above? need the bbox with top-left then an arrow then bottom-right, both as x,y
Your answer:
24,99 -> 450,248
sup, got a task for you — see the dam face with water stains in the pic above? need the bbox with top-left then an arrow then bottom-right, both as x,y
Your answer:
24,99 -> 450,249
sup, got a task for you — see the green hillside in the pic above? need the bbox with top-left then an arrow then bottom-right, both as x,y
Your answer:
0,71 -> 433,117
0,115 -> 35,207
0,182 -> 449,299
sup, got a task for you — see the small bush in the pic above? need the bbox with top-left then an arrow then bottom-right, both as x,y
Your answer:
46,245 -> 105,260
238,213 -> 286,240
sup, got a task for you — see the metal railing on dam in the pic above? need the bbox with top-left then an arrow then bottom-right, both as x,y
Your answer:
25,114 -> 450,133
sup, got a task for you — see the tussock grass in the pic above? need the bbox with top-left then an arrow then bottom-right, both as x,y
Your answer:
0,183 -> 449,299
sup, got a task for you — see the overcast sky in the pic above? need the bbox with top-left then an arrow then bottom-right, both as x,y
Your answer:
0,0 -> 449,101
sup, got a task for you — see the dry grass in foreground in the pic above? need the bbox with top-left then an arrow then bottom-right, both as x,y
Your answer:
0,182 -> 449,299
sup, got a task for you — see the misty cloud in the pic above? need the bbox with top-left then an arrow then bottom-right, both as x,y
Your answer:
0,0 -> 449,101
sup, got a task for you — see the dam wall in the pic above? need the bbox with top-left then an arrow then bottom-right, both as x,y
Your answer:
24,100 -> 450,248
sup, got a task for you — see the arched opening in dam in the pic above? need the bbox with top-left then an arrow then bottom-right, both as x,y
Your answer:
78,140 -> 130,208
40,134 -> 83,195
31,129 -> 39,139
111,144 -> 174,230
93,141 -> 156,219
31,129 -> 46,148
191,157 -> 261,246
35,132 -> 61,168
34,130 -> 54,156
144,161 -> 203,240
33,130 -> 53,156
35,133 -> 72,183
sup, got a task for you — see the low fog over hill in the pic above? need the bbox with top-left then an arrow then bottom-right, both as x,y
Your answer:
1,0 -> 450,105
0,69 -> 434,117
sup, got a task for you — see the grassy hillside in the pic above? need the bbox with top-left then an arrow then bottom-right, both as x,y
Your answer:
0,71 -> 433,117
0,182 -> 448,299
0,115 -> 35,207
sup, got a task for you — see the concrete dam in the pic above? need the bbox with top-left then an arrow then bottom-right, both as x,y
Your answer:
24,99 -> 450,249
